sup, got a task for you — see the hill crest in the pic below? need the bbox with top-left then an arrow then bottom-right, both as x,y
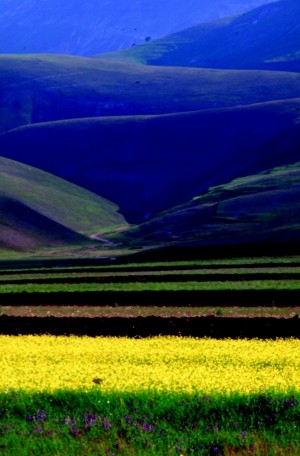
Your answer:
108,0 -> 300,72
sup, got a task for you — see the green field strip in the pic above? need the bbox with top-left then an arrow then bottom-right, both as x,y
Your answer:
1,265 -> 300,280
0,280 -> 300,293
1,269 -> 300,286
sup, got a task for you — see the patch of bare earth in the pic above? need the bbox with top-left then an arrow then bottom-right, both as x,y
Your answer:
1,306 -> 299,319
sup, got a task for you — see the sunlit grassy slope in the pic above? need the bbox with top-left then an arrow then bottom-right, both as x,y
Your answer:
107,0 -> 300,72
114,161 -> 300,248
1,98 -> 300,223
2,54 -> 300,133
0,156 -> 128,251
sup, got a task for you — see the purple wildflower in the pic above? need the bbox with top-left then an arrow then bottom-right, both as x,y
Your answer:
284,398 -> 297,408
36,410 -> 46,422
143,422 -> 150,432
65,416 -> 76,426
210,446 -> 221,455
143,422 -> 155,433
103,417 -> 112,429
83,412 -> 97,425
70,427 -> 80,437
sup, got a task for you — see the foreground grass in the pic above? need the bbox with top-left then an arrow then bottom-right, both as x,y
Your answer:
0,390 -> 299,455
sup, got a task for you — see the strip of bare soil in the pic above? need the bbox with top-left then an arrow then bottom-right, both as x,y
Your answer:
1,306 -> 299,319
2,289 -> 300,306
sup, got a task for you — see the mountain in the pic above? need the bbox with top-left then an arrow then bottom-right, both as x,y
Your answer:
2,54 -> 300,133
115,161 -> 300,249
0,0 -> 275,56
1,99 -> 300,223
0,156 -> 128,251
107,0 -> 300,72
1,0 -> 299,257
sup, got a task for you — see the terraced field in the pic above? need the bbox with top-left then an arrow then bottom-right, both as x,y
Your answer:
0,257 -> 299,338
0,257 -> 299,455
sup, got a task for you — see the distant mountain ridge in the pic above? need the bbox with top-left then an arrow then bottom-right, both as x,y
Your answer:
108,0 -> 300,72
0,0 -> 275,56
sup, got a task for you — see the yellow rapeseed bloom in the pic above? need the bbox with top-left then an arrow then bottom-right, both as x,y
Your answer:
0,336 -> 299,393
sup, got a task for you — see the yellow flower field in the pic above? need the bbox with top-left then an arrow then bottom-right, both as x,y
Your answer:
0,336 -> 299,394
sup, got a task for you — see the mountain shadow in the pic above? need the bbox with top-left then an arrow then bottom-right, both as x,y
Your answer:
0,196 -> 88,251
115,161 -> 300,250
1,99 -> 300,223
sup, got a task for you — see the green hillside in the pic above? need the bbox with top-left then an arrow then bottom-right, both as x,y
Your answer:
116,161 -> 300,249
2,54 -> 300,133
0,156 -> 128,251
1,99 -> 300,223
107,0 -> 300,72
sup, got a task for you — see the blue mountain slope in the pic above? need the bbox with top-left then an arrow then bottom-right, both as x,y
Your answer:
0,0 -> 275,55
110,0 -> 300,72
118,162 -> 300,249
2,54 -> 300,134
1,99 -> 300,223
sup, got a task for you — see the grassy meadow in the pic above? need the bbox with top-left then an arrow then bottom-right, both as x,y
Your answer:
0,336 -> 299,455
0,156 -> 127,236
0,156 -> 128,252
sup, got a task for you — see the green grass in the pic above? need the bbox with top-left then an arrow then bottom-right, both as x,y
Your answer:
1,265 -> 300,282
193,162 -> 300,202
0,156 -> 128,237
0,280 -> 300,294
0,390 -> 299,455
